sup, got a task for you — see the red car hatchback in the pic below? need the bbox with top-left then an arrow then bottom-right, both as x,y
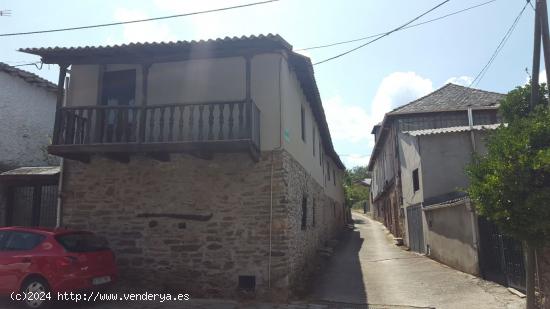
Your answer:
0,227 -> 117,308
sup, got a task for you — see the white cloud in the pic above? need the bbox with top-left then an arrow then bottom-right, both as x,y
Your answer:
370,72 -> 433,124
446,75 -> 474,87
341,154 -> 371,168
324,96 -> 371,144
324,72 -> 433,152
113,8 -> 177,43
524,70 -> 547,84
541,70 -> 548,84
152,0 -> 232,39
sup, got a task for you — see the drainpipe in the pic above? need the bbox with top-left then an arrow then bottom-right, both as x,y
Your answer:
268,54 -> 285,289
467,108 -> 476,153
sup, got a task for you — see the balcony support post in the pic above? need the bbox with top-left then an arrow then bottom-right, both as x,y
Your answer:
245,55 -> 252,137
139,63 -> 151,143
53,64 -> 69,145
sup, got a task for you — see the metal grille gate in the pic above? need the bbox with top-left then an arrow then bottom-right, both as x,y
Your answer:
478,217 -> 526,292
407,204 -> 424,253
8,184 -> 58,227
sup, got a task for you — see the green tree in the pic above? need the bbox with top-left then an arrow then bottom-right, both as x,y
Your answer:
466,83 -> 550,308
344,166 -> 371,210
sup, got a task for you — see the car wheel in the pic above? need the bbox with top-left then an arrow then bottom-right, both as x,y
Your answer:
20,277 -> 50,309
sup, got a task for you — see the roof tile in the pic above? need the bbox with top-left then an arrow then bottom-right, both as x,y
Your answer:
389,83 -> 505,115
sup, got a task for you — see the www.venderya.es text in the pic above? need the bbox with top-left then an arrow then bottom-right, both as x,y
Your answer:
11,291 -> 190,303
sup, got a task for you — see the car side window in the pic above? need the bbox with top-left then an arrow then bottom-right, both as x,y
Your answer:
4,232 -> 45,251
0,231 -> 9,251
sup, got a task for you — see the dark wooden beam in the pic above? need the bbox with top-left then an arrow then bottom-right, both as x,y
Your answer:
190,150 -> 213,160
104,153 -> 130,163
138,63 -> 151,143
60,153 -> 91,163
48,140 -> 254,155
146,152 -> 170,162
52,64 -> 69,144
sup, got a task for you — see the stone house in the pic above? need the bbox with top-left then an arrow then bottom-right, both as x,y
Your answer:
0,62 -> 60,228
368,83 -> 502,243
19,34 -> 346,299
368,84 -> 544,294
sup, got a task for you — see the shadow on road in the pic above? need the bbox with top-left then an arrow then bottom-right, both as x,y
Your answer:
309,219 -> 368,304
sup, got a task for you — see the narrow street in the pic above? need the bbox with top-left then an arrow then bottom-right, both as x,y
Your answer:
310,212 -> 525,308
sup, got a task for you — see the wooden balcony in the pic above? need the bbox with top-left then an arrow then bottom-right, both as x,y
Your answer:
48,100 -> 261,163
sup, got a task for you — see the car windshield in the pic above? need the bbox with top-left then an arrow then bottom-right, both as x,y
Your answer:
55,233 -> 109,253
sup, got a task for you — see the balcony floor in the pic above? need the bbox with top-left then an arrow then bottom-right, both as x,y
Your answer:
48,140 -> 260,163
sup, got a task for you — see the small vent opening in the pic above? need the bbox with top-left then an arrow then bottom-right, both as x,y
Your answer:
238,275 -> 256,291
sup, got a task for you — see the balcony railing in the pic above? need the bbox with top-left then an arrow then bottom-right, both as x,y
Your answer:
50,100 -> 261,161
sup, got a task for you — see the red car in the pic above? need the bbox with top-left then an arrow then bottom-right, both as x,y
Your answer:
0,227 -> 117,308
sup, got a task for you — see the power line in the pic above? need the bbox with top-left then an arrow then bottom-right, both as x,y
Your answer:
469,1 -> 529,87
313,0 -> 451,66
0,0 -> 279,37
297,0 -> 496,52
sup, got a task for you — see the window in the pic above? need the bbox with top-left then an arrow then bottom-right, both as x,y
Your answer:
327,162 -> 331,181
56,233 -> 110,253
101,69 -> 136,106
0,231 -> 9,250
3,232 -> 45,251
312,126 -> 316,157
238,275 -> 256,291
301,195 -> 308,230
312,199 -> 316,227
319,143 -> 322,165
413,168 -> 420,192
333,169 -> 336,186
301,107 -> 306,142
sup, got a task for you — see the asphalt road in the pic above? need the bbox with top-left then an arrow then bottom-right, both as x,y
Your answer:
310,212 -> 525,309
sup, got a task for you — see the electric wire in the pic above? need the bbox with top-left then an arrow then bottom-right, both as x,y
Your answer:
0,0 -> 279,37
296,0 -> 496,52
313,0 -> 451,66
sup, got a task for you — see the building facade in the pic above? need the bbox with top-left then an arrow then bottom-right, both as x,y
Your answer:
20,35 -> 346,298
0,63 -> 59,228
368,83 -> 503,252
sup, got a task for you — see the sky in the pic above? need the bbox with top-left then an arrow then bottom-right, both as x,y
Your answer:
0,0 -> 540,168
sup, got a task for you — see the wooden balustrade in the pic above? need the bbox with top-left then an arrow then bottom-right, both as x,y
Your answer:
52,100 -> 260,160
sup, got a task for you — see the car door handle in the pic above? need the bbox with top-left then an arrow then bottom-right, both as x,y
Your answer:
21,258 -> 31,263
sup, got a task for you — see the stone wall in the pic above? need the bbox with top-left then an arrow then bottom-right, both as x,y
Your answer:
60,149 -> 343,299
279,151 -> 344,293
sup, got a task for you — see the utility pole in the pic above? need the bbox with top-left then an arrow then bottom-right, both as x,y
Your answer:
530,0 -> 541,112
527,2 -> 550,308
540,0 -> 550,84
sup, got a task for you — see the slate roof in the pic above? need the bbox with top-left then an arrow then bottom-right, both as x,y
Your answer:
404,123 -> 502,136
389,83 -> 505,115
18,34 -> 345,169
0,62 -> 57,92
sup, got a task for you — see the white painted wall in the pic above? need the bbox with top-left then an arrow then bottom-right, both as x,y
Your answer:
0,71 -> 57,169
398,132 -> 423,207
67,52 -> 344,203
279,57 -> 344,203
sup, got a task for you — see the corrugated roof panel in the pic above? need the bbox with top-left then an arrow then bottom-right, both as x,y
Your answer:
403,123 -> 502,136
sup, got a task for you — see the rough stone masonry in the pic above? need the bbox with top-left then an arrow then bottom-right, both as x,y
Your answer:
60,149 -> 344,300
